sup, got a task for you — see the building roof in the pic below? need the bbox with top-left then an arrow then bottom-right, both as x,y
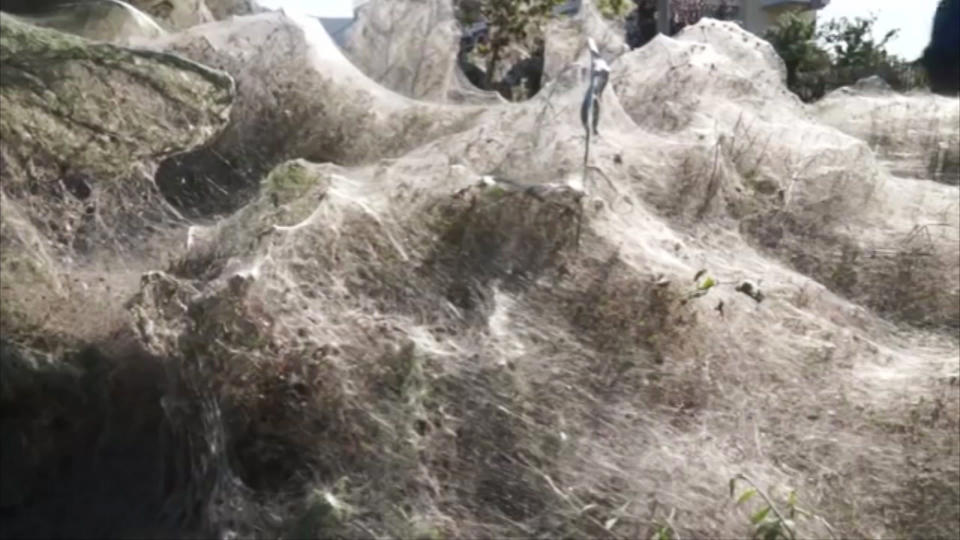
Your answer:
761,0 -> 830,9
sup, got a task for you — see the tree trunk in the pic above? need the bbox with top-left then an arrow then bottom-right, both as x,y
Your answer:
785,60 -> 798,91
484,40 -> 502,90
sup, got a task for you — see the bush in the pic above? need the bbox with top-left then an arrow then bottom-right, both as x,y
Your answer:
455,0 -> 561,91
762,12 -> 831,95
596,0 -> 632,18
765,13 -> 928,101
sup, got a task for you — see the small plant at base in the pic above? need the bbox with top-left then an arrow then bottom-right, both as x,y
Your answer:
651,524 -> 676,540
682,268 -> 717,302
645,503 -> 683,540
730,474 -> 819,540
650,510 -> 680,540
681,269 -> 765,306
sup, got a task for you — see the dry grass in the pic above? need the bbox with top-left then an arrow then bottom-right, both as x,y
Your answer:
112,153 -> 957,540
2,14 -> 958,540
4,175 -> 957,540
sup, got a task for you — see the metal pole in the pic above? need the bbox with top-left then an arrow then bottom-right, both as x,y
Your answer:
657,0 -> 671,35
583,54 -> 595,194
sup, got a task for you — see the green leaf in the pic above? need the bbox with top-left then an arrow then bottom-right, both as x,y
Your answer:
650,526 -> 672,540
698,276 -> 716,290
750,506 -> 771,525
752,520 -> 781,540
763,522 -> 783,540
736,488 -> 758,506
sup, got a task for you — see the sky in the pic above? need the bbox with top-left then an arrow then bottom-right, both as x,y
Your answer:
258,0 -> 353,18
819,0 -> 937,60
262,0 -> 938,60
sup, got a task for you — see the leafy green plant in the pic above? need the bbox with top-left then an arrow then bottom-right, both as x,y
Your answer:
596,0 -> 632,18
763,13 -> 830,94
682,268 -> 717,302
679,269 -> 765,310
819,15 -> 897,72
470,0 -> 563,88
819,15 -> 928,92
651,524 -> 676,540
730,474 -> 820,540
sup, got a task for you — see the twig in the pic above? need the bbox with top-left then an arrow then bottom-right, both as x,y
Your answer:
662,507 -> 684,540
807,510 -> 839,540
696,136 -> 723,219
583,102 -> 593,194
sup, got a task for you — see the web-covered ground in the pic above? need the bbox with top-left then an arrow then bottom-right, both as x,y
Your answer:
0,2 -> 957,539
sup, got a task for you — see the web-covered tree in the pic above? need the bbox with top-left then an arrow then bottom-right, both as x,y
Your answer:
472,0 -> 564,88
626,0 -> 738,48
763,12 -> 829,93
820,15 -> 898,73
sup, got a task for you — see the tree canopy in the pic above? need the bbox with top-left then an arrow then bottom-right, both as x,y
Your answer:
764,13 -> 926,101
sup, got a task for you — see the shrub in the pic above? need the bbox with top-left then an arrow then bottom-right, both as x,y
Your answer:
765,13 -> 928,101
